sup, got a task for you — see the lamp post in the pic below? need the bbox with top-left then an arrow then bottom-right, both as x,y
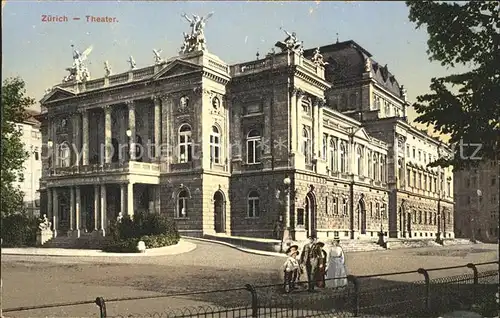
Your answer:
472,189 -> 481,243
126,129 -> 132,161
281,176 -> 292,251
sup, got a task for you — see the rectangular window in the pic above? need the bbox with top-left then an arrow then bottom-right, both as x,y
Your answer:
492,177 -> 496,186
412,148 -> 416,158
407,145 -> 410,157
407,168 -> 411,186
34,152 -> 39,160
418,150 -> 421,161
412,171 -> 416,187
297,208 -> 305,225
248,198 -> 260,218
325,197 -> 328,214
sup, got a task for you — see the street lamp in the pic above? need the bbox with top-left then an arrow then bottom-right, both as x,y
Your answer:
472,189 -> 482,243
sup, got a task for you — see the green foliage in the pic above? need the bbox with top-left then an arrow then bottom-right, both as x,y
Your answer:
104,212 -> 180,253
1,77 -> 34,217
1,214 -> 38,247
406,1 -> 500,170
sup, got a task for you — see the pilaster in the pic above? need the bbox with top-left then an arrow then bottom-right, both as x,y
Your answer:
81,109 -> 89,165
100,184 -> 107,236
126,100 -> 136,160
160,95 -> 171,171
52,188 -> 58,238
104,105 -> 112,164
72,112 -> 81,166
68,186 -> 75,236
127,182 -> 134,218
120,184 -> 126,216
75,186 -> 81,238
153,96 -> 162,161
94,185 -> 99,231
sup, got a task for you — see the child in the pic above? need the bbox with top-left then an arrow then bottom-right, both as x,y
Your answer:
283,245 -> 300,293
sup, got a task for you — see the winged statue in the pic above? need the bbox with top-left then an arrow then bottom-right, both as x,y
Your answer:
153,49 -> 164,64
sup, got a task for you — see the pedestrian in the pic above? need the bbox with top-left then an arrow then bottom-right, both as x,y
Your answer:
315,241 -> 327,288
299,235 -> 324,292
325,237 -> 348,289
283,244 -> 300,293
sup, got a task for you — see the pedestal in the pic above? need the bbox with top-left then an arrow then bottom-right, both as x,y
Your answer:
36,229 -> 54,246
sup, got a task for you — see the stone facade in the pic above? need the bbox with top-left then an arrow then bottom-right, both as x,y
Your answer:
37,34 -> 455,241
454,160 -> 499,243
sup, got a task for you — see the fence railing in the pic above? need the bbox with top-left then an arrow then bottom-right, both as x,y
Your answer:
3,261 -> 498,318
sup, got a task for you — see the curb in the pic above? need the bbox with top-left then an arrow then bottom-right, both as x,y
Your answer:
182,236 -> 287,258
1,240 -> 197,257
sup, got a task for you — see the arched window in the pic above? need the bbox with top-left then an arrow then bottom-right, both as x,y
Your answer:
375,203 -> 380,219
356,146 -> 363,176
342,198 -> 348,216
373,154 -> 379,181
424,211 -> 427,224
322,134 -> 328,161
367,151 -> 372,178
329,138 -> 337,172
302,127 -> 311,163
418,211 -> 422,224
178,124 -> 192,163
58,142 -> 71,167
398,159 -> 404,187
210,126 -> 221,164
380,156 -> 385,182
247,130 -> 261,164
177,190 -> 189,218
340,142 -> 347,173
333,197 -> 338,215
247,191 -> 260,218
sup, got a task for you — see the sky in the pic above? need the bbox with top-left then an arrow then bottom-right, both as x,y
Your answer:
2,1 -> 465,137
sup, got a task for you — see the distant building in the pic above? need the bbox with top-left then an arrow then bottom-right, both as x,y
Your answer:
36,21 -> 454,241
454,160 -> 499,243
12,109 -> 42,217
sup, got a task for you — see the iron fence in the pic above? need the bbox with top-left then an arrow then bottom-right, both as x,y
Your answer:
3,261 -> 498,318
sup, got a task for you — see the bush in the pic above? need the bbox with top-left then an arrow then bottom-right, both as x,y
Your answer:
1,214 -> 38,247
104,212 -> 180,253
102,238 -> 140,253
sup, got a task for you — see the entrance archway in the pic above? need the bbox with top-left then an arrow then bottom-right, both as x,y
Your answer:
358,199 -> 367,234
213,191 -> 226,233
305,192 -> 317,238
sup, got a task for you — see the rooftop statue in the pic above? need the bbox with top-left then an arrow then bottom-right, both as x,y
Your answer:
104,61 -> 112,77
63,45 -> 93,83
180,12 -> 214,54
127,56 -> 137,69
277,28 -> 303,53
153,49 -> 164,64
311,47 -> 328,67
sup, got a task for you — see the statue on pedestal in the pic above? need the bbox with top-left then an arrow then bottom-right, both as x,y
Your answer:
400,85 -> 408,101
180,12 -> 214,54
38,214 -> 52,231
364,57 -> 372,73
276,28 -> 304,54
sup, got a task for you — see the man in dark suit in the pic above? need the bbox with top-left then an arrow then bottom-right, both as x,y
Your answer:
299,235 -> 324,292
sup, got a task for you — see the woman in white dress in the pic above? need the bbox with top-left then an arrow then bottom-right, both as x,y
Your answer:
325,238 -> 348,289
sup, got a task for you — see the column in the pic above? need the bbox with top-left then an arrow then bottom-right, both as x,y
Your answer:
126,101 -> 136,160
52,188 -> 59,238
153,96 -> 161,161
94,185 -> 99,231
127,182 -> 134,218
312,100 -> 319,156
82,110 -> 89,165
120,184 -> 126,216
100,184 -> 107,236
104,105 -> 112,164
75,186 -> 81,238
232,103 -> 242,160
290,89 -> 298,152
47,188 -> 53,224
318,100 -> 324,155
155,185 -> 161,214
69,186 -> 75,236
72,113 -> 81,166
49,118 -> 56,169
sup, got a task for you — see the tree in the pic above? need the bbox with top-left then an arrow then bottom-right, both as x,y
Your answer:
1,77 -> 34,217
406,1 -> 500,170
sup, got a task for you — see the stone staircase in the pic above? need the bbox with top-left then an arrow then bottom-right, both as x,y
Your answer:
203,234 -> 282,252
442,238 -> 480,246
336,240 -> 386,252
42,233 -> 108,249
385,238 -> 441,250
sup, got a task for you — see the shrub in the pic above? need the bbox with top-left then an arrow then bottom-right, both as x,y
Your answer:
102,238 -> 140,253
1,214 -> 38,247
104,212 -> 180,253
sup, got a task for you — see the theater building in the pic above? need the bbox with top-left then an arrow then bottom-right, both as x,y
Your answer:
37,21 -> 454,243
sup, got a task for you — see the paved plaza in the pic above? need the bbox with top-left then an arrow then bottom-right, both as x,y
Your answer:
1,240 -> 498,317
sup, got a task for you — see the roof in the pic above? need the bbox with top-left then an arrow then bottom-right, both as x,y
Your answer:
23,109 -> 41,127
304,40 -> 402,98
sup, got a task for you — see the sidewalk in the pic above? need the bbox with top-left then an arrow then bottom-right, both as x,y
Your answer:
184,236 -> 288,258
1,239 -> 196,257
